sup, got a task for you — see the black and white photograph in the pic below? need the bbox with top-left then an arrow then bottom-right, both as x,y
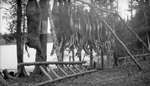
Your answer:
0,0 -> 150,86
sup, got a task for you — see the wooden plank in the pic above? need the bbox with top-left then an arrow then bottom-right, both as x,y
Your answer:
39,66 -> 53,80
35,69 -> 97,86
102,19 -> 142,70
47,66 -> 61,79
18,61 -> 86,66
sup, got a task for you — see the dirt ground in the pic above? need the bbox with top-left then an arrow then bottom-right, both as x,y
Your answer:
7,59 -> 150,86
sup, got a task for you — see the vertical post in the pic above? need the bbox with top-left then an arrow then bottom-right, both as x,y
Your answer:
101,48 -> 104,69
72,49 -> 75,61
90,46 -> 93,68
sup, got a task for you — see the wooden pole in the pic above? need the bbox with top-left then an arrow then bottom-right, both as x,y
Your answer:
102,19 -> 142,70
118,53 -> 150,60
90,46 -> 93,68
101,48 -> 104,69
147,32 -> 150,50
117,15 -> 149,51
18,61 -> 86,66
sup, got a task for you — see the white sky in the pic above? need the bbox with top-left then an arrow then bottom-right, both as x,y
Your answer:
0,0 -> 130,34
0,2 -> 10,34
118,0 -> 130,19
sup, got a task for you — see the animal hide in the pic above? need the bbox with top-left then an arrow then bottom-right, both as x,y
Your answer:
26,0 -> 42,52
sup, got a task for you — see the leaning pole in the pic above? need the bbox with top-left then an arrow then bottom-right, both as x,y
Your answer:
102,19 -> 142,70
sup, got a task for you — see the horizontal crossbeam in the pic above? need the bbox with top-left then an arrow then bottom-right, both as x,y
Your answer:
18,61 -> 86,66
118,53 -> 150,60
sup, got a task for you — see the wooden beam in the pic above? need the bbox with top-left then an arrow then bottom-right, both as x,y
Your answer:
117,15 -> 149,51
18,61 -> 86,66
147,32 -> 150,50
102,19 -> 142,70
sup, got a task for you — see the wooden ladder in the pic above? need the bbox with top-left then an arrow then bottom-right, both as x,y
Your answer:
18,61 -> 97,86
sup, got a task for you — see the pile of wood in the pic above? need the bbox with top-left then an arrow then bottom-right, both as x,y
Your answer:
0,70 -> 8,86
0,69 -> 18,86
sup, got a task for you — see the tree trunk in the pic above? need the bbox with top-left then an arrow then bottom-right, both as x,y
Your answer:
76,48 -> 82,61
72,49 -> 75,61
16,0 -> 27,77
101,48 -> 104,69
113,51 -> 118,66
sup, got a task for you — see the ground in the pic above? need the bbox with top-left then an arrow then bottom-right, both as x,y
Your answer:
7,59 -> 150,86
